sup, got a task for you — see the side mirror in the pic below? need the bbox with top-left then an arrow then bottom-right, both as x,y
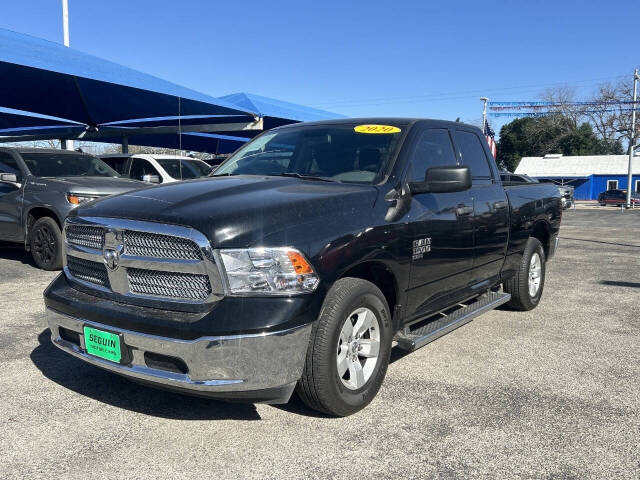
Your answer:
142,174 -> 160,184
0,173 -> 20,187
408,166 -> 471,194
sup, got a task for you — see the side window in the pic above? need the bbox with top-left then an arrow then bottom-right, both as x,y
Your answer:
129,159 -> 161,182
102,157 -> 129,175
0,153 -> 22,181
407,129 -> 456,182
455,130 -> 493,182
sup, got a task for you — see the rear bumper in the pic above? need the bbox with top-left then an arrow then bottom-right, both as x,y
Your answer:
45,307 -> 312,403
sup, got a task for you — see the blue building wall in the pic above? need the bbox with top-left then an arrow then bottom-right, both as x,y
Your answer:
588,174 -> 640,200
571,178 -> 590,200
534,175 -> 640,200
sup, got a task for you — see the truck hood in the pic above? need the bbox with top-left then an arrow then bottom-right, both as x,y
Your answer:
41,176 -> 145,195
75,175 -> 378,248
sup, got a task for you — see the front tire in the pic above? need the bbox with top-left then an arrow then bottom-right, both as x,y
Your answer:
503,237 -> 546,311
30,217 -> 62,270
296,278 -> 393,416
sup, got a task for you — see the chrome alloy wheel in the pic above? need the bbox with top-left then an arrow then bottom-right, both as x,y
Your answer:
337,307 -> 381,390
528,252 -> 542,297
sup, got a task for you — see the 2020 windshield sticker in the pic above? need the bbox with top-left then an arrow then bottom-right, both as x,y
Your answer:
354,124 -> 401,134
412,237 -> 431,260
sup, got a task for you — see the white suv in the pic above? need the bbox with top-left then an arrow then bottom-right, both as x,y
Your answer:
100,154 -> 213,184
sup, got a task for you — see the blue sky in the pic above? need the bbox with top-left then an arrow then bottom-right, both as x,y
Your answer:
1,0 -> 638,134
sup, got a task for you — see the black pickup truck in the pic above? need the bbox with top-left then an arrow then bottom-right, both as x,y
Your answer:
43,119 -> 561,416
0,148 -> 143,269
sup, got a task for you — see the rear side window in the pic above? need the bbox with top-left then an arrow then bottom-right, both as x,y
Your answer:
455,130 -> 493,181
102,157 -> 129,175
130,158 -> 161,182
407,129 -> 457,182
0,153 -> 21,181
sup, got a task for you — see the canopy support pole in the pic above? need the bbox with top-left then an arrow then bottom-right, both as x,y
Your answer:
122,135 -> 129,154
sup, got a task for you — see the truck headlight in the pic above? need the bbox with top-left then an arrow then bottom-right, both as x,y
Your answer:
67,193 -> 99,205
218,248 -> 319,295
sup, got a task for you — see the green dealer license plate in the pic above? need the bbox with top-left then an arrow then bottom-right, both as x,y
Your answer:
83,326 -> 122,363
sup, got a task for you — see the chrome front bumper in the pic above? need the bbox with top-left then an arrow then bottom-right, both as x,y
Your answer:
46,308 -> 312,400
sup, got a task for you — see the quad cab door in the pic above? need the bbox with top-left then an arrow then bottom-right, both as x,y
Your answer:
404,126 -> 475,321
0,151 -> 25,241
453,128 -> 509,288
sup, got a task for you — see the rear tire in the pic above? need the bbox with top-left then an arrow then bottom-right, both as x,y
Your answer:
30,217 -> 62,270
296,278 -> 393,416
503,237 -> 546,311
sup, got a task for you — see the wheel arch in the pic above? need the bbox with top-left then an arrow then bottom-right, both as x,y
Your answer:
24,206 -> 63,248
338,261 -> 399,328
530,220 -> 551,258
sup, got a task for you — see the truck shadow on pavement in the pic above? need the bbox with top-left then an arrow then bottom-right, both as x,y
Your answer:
559,236 -> 640,248
31,329 -> 261,421
599,280 -> 640,288
0,242 -> 37,267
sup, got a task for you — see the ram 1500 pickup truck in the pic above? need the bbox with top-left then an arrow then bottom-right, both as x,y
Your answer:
43,119 -> 561,416
0,147 -> 144,270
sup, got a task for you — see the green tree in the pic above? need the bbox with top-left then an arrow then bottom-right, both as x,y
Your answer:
496,115 -> 623,172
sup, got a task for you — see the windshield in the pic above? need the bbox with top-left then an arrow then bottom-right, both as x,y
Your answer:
213,123 -> 405,184
156,158 -> 212,179
21,153 -> 120,178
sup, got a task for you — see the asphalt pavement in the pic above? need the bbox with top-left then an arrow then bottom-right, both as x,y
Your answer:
1,208 -> 639,479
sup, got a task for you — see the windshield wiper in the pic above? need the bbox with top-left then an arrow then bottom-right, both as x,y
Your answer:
211,172 -> 241,177
272,172 -> 336,183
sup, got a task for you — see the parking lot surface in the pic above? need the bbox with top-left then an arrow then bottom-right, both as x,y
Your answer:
1,208 -> 639,479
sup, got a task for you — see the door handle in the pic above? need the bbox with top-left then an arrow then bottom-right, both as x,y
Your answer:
456,205 -> 473,216
493,200 -> 508,210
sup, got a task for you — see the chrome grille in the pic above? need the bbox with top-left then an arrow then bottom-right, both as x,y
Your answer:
123,230 -> 202,260
128,268 -> 212,300
66,225 -> 104,250
64,217 -> 222,304
67,256 -> 110,288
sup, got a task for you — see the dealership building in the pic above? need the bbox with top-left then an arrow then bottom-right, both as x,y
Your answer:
515,154 -> 640,200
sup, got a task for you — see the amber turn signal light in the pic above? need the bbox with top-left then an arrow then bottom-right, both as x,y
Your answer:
287,251 -> 314,274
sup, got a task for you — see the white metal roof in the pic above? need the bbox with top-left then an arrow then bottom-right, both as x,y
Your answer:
515,154 -> 640,177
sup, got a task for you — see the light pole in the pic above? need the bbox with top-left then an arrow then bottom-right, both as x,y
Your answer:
626,69 -> 639,209
62,0 -> 69,47
480,97 -> 489,134
61,0 -> 74,150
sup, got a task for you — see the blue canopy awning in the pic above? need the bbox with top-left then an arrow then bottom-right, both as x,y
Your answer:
219,92 -> 346,131
86,132 -> 247,155
0,29 -> 254,126
0,29 -> 344,153
0,106 -> 83,130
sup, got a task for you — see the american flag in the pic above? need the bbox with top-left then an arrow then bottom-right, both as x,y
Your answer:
484,120 -> 497,158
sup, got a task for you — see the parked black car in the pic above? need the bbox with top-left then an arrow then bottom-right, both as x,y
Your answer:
0,148 -> 144,269
44,119 -> 562,416
597,189 -> 639,207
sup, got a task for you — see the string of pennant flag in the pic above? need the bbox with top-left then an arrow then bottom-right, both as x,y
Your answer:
488,100 -> 640,109
488,104 -> 636,117
490,108 -> 636,118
